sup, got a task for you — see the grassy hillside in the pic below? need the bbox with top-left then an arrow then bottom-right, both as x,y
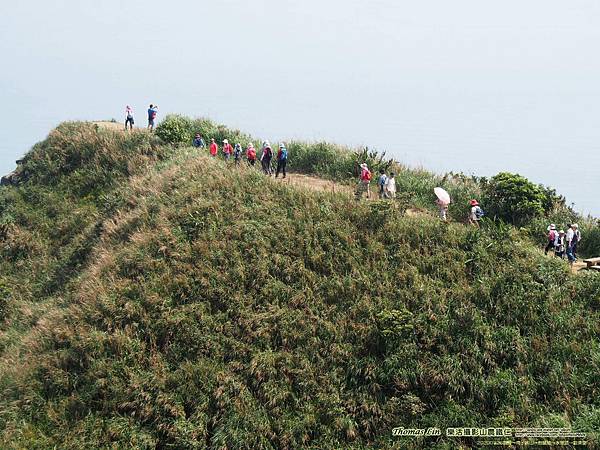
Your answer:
0,121 -> 599,449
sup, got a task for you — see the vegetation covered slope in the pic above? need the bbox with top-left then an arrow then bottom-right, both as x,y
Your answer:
0,121 -> 599,449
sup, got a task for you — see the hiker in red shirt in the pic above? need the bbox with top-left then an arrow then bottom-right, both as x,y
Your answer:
222,139 -> 233,161
209,138 -> 218,157
246,142 -> 257,166
355,162 -> 372,200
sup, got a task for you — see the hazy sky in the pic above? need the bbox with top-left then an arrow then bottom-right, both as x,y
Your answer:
1,0 -> 599,214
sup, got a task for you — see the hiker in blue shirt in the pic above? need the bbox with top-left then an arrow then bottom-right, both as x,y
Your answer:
193,133 -> 205,148
147,104 -> 158,131
275,143 -> 288,178
233,143 -> 243,166
377,169 -> 388,199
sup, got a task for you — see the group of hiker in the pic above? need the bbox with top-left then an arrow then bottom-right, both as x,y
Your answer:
356,164 -> 397,200
355,162 -> 485,226
124,104 -> 159,131
193,135 -> 288,178
545,223 -> 582,263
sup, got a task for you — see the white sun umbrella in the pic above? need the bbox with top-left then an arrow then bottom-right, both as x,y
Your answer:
434,187 -> 450,205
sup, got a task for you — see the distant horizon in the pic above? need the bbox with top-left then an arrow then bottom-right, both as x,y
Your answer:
1,0 -> 599,215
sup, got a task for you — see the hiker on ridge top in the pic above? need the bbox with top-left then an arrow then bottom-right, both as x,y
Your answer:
261,141 -> 273,175
275,143 -> 288,178
468,199 -> 483,227
246,142 -> 257,166
233,143 -> 243,166
222,139 -> 233,161
355,163 -> 372,200
544,224 -> 557,255
209,138 -> 218,157
193,133 -> 205,148
377,169 -> 388,199
384,172 -> 396,199
147,104 -> 158,131
125,105 -> 134,131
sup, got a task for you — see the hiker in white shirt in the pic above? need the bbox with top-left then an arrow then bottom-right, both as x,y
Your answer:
384,172 -> 396,199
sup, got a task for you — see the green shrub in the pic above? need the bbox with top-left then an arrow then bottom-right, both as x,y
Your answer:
155,114 -> 195,145
482,172 -> 548,225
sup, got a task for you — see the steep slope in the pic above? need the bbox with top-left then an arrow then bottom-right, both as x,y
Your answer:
0,122 -> 599,449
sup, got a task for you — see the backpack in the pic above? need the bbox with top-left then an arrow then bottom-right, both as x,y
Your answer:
248,149 -> 256,160
474,206 -> 485,219
151,111 -> 157,119
365,170 -> 372,181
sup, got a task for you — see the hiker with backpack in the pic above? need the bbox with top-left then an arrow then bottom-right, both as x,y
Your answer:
147,104 -> 158,131
209,138 -> 218,157
125,105 -> 134,130
261,141 -> 273,175
355,163 -> 372,200
384,172 -> 396,199
469,199 -> 484,227
222,139 -> 233,160
377,169 -> 388,199
193,133 -> 205,148
554,229 -> 566,259
233,143 -> 243,166
275,143 -> 288,178
246,142 -> 257,166
544,224 -> 557,255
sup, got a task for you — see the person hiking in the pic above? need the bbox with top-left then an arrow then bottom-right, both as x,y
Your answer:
147,104 -> 158,131
275,143 -> 288,178
233,143 -> 242,166
209,138 -> 218,157
436,198 -> 449,222
566,224 -> 577,264
222,139 -> 233,160
193,133 -> 205,148
554,229 -> 566,259
246,142 -> 257,166
468,199 -> 483,227
384,172 -> 396,199
377,169 -> 388,199
544,224 -> 557,255
125,105 -> 134,130
572,223 -> 581,258
355,163 -> 372,200
260,141 -> 273,175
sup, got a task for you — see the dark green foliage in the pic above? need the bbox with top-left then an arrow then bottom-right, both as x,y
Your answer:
482,172 -> 548,226
0,121 -> 599,449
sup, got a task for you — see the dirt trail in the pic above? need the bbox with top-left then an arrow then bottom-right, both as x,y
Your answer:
279,173 -> 424,216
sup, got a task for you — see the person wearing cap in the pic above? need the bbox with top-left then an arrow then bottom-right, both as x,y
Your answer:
260,141 -> 273,175
209,138 -> 218,157
275,143 -> 288,178
355,163 -> 372,200
544,224 -> 557,255
233,143 -> 243,166
468,199 -> 482,227
222,139 -> 233,160
246,142 -> 257,166
125,105 -> 134,131
554,229 -> 566,259
193,133 -> 205,148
